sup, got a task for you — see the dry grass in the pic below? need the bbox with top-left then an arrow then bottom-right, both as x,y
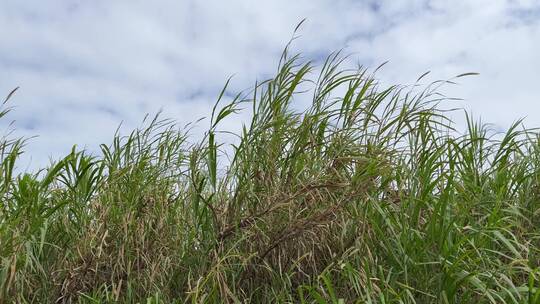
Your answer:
1,40 -> 540,303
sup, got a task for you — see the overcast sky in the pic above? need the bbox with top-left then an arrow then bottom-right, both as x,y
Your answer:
1,0 -> 539,170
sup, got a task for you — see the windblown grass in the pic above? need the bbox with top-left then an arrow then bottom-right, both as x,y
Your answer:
2,43 -> 540,303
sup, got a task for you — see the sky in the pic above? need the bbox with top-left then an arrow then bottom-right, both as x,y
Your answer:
1,0 -> 539,170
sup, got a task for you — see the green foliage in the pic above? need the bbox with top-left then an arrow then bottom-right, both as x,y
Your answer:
1,43 -> 540,303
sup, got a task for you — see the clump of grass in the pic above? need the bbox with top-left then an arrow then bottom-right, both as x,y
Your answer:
1,41 -> 540,303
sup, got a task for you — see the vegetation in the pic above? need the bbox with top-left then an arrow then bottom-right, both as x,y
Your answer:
2,42 -> 540,303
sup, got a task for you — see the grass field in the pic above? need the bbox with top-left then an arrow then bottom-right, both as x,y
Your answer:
2,43 -> 540,303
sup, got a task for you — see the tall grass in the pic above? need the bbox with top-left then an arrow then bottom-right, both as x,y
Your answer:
1,43 -> 540,303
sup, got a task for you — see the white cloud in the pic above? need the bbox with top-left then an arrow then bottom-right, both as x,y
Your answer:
0,0 -> 539,170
